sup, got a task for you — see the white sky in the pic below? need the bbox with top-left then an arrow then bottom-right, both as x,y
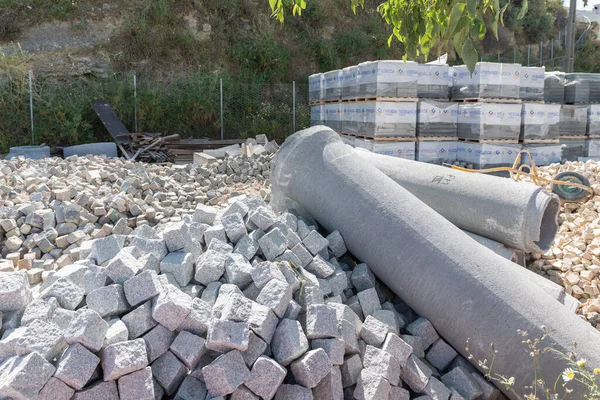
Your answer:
565,0 -> 592,10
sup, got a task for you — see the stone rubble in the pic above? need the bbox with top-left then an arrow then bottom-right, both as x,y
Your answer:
0,183 -> 503,399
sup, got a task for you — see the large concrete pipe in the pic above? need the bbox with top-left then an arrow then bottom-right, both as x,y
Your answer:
271,126 -> 600,397
354,149 -> 560,253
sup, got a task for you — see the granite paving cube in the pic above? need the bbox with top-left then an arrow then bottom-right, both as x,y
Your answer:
341,354 -> 362,388
234,234 -> 260,260
256,278 -> 293,318
450,388 -> 467,400
338,319 -> 359,354
162,221 -> 189,252
122,301 -> 158,339
350,264 -> 376,292
207,238 -> 233,254
225,253 -> 254,289
389,386 -> 410,400
0,352 -> 55,400
230,384 -> 260,399
195,250 -> 227,285
88,236 -> 122,265
152,350 -> 188,395
218,292 -> 253,321
143,324 -> 177,363
305,304 -> 339,339
212,284 -> 244,315
290,348 -> 331,388
123,270 -> 161,307
178,297 -> 212,335
471,372 -> 501,400
103,319 -> 129,348
313,366 -> 343,400
274,384 -> 313,400
250,261 -> 287,289
427,339 -> 458,372
151,283 -> 192,331
20,296 -> 58,326
401,334 -> 425,358
244,356 -> 287,399
242,332 -> 267,367
202,350 -> 251,396
118,366 -> 155,400
105,251 -> 140,284
40,277 -> 84,310
258,228 -> 288,260
54,343 -> 100,390
64,309 -> 109,352
371,310 -> 399,336
327,268 -> 348,297
245,301 -> 277,346
139,253 -> 160,274
275,251 -> 303,274
249,206 -> 277,231
360,315 -> 388,347
353,368 -> 391,400
325,231 -> 347,258
204,225 -> 227,247
206,319 -> 250,352
382,333 -> 413,368
129,237 -> 168,261
283,299 -> 302,320
101,338 -> 148,381
170,330 -> 207,369
305,255 -> 335,279
222,213 -> 247,243
72,381 -> 119,400
87,284 -> 131,317
363,345 -> 400,386
271,319 -> 309,366
160,251 -> 194,287
407,318 -> 439,350
424,376 -> 452,400
400,354 -> 432,392
175,376 -> 208,400
223,199 -> 249,218
243,282 -> 261,301
15,319 -> 66,361
194,204 -> 218,225
290,244 -> 313,268
357,288 -> 380,318
440,367 -> 482,400
311,338 -> 345,366
37,377 -> 75,400
302,230 -> 329,257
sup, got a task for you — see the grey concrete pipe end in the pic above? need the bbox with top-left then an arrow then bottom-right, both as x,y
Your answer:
528,190 -> 561,253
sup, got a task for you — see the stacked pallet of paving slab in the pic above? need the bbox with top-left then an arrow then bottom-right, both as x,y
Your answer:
341,66 -> 359,100
417,64 -> 450,99
560,104 -> 588,137
416,100 -> 458,164
451,63 -> 521,100
357,60 -> 419,98
457,102 -> 522,141
324,70 -> 343,102
456,141 -> 522,169
308,73 -> 324,104
0,194 -> 501,400
520,66 -> 545,101
520,103 -> 563,166
544,72 -> 565,103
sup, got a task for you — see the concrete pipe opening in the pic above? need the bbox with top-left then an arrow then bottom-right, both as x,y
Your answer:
531,190 -> 561,252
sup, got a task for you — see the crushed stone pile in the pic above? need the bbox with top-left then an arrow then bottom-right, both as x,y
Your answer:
528,160 -> 600,330
0,193 -> 500,399
0,143 -> 275,278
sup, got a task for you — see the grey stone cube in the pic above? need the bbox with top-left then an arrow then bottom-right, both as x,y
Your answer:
170,330 -> 207,370
195,250 -> 227,285
283,299 -> 302,320
234,235 -> 260,260
350,264 -> 376,292
341,354 -> 362,388
290,348 -> 331,388
123,270 -> 161,307
204,225 -> 227,247
178,297 -> 212,336
440,367 -> 483,400
225,253 -> 254,289
258,228 -> 288,261
241,332 -> 267,367
302,230 -> 329,257
338,319 -> 359,354
305,304 -> 339,339
15,319 -> 66,361
424,376 -> 452,400
471,372 -> 501,400
194,204 -> 218,225
381,333 -> 413,368
407,317 -> 440,350
363,345 -> 400,386
249,206 -> 277,231
71,381 -> 119,400
274,384 -> 313,400
271,319 -> 309,366
325,231 -> 347,258
219,293 -> 252,321
305,255 -> 335,279
54,343 -> 100,390
247,302 -> 279,344
401,334 -> 425,358
0,352 -> 55,399
360,316 -> 388,347
87,236 -> 122,265
40,277 -> 84,310
357,288 -> 380,318
313,366 -> 343,400
151,283 -> 192,331
311,338 -> 345,366
105,251 -> 140,285
20,297 -> 58,326
244,356 -> 287,400
202,350 -> 251,396
400,354 -> 432,392
118,366 -> 155,400
103,319 -> 129,349
427,339 -> 458,372
101,338 -> 148,381
175,375 -> 208,400
143,324 -> 176,363
212,284 -> 244,316
64,309 -> 109,352
256,278 -> 293,318
230,384 -> 260,399
206,319 -> 250,352
371,309 -> 399,336
160,251 -> 194,287
37,377 -> 75,400
222,213 -> 247,243
162,221 -> 189,253
87,284 -> 131,317
152,350 -> 188,396
207,238 -> 233,254
353,368 -> 391,400
327,268 -> 348,297
122,301 -> 158,339
250,261 -> 287,289
389,386 -> 410,400
290,244 -> 313,268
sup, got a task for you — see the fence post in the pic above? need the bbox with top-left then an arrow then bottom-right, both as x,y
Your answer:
551,39 -> 554,68
220,78 -> 224,140
497,52 -> 500,62
292,81 -> 296,134
29,70 -> 34,145
133,74 -> 138,133
514,46 -> 517,63
528,45 -> 531,66
540,41 -> 543,66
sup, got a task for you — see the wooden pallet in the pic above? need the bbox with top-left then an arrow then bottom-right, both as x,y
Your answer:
522,100 -> 545,104
452,97 -> 522,104
417,98 -> 451,102
417,136 -> 458,142
458,138 -> 520,144
559,135 -> 587,140
308,101 -> 325,106
341,133 -> 416,142
521,139 -> 560,144
343,97 -> 418,103
588,135 -> 600,139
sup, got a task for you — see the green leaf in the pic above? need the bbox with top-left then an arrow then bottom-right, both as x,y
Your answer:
470,19 -> 486,40
467,0 -> 477,16
462,37 -> 478,74
388,33 -> 394,47
269,0 -> 277,11
517,0 -> 528,19
453,27 -> 467,56
447,2 -> 466,37
499,3 -> 509,26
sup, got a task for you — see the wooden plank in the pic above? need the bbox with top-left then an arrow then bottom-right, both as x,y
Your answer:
452,98 -> 522,104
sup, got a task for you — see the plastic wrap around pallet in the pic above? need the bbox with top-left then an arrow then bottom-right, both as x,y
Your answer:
544,72 -> 565,103
588,104 -> 600,136
588,138 -> 600,157
416,141 -> 457,164
520,66 -> 545,101
452,63 -> 521,99
521,144 -> 562,166
565,73 -> 600,103
341,66 -> 359,100
458,103 -> 522,140
309,73 -> 324,103
323,103 -> 342,133
456,141 -> 522,169
521,103 -> 561,141
310,105 -> 324,127
560,104 -> 588,137
341,136 -> 416,160
561,137 -> 587,162
324,70 -> 343,101
417,100 -> 458,138
417,64 -> 450,99
357,60 -> 418,98
356,101 -> 417,138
